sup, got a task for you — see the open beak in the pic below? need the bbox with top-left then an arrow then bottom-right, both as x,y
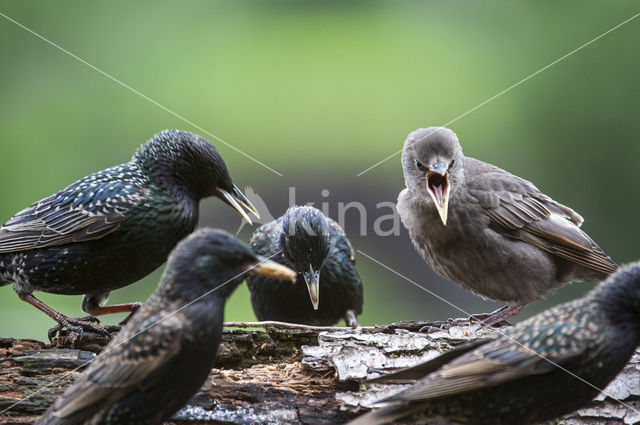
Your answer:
426,162 -> 451,226
303,264 -> 320,310
250,257 -> 297,282
218,184 -> 260,225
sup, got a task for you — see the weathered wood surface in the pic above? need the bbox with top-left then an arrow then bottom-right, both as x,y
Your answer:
0,321 -> 638,425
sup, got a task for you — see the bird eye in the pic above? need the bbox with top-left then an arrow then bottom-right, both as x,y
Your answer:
415,160 -> 426,171
450,159 -> 455,168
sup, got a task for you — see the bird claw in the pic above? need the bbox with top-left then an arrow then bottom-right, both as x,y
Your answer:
419,317 -> 469,333
78,315 -> 102,324
447,317 -> 473,326
445,314 -> 513,328
47,315 -> 109,343
419,316 -> 483,333
419,323 -> 452,333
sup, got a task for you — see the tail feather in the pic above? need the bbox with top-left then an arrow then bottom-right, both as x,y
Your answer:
347,403 -> 416,425
347,401 -> 449,425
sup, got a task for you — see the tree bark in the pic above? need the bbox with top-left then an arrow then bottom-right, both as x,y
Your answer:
0,321 -> 638,425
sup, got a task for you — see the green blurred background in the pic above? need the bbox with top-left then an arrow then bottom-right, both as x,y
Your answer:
1,1 -> 638,341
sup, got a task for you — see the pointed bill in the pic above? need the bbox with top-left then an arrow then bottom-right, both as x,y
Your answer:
231,184 -> 260,220
252,258 -> 297,282
426,171 -> 451,225
303,264 -> 320,310
219,189 -> 253,225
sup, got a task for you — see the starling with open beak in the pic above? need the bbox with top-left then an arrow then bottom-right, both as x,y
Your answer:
0,130 -> 259,340
397,127 -> 617,326
36,228 -> 295,425
349,262 -> 640,425
247,205 -> 363,328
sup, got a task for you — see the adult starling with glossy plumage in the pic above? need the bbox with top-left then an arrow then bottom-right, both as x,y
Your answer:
36,228 -> 296,425
0,130 -> 259,339
349,262 -> 640,425
397,127 -> 617,326
247,205 -> 363,328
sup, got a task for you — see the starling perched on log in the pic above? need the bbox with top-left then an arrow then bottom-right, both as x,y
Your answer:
0,130 -> 258,340
247,205 -> 363,328
349,262 -> 640,425
36,228 -> 296,425
397,127 -> 617,326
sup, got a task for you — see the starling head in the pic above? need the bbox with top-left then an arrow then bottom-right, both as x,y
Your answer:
280,206 -> 332,310
134,130 -> 258,223
401,127 -> 464,225
594,262 -> 640,332
161,228 -> 296,301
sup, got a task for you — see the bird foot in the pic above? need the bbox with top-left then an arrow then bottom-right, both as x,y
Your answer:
419,325 -> 447,333
419,317 -> 473,333
118,302 -> 143,326
344,310 -> 359,329
470,305 -> 523,327
467,313 -> 512,328
448,316 -> 474,326
419,313 -> 513,333
47,315 -> 109,343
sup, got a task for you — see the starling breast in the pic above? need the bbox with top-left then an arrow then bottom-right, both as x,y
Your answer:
397,127 -> 617,325
0,130 -> 258,338
36,228 -> 295,425
349,262 -> 640,425
247,205 -> 363,327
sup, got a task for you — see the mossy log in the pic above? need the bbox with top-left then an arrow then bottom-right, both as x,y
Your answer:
0,321 -> 638,424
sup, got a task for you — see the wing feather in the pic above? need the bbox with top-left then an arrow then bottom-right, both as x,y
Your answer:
384,321 -> 591,403
327,218 -> 356,263
51,313 -> 183,420
0,166 -> 148,253
468,161 -> 617,276
369,339 -> 491,384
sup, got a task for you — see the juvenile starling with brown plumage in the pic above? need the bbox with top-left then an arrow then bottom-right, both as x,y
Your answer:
398,126 -> 617,326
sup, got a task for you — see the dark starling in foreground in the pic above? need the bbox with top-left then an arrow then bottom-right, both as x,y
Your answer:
349,262 -> 640,425
247,205 -> 363,328
36,228 -> 296,425
0,130 -> 259,340
397,127 -> 618,326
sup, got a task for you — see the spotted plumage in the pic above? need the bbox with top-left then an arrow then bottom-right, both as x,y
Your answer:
247,205 -> 363,327
36,228 -> 295,425
0,130 -> 258,339
349,262 -> 640,425
397,127 -> 618,325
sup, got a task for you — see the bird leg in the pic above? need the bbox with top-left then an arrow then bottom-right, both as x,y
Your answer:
344,309 -> 359,329
82,293 -> 143,326
17,293 -> 109,342
88,302 -> 143,326
472,304 -> 523,327
445,305 -> 522,327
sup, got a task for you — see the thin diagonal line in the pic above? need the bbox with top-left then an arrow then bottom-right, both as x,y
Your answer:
0,251 -> 283,414
0,11 -> 283,177
357,249 -> 640,416
357,11 -> 640,176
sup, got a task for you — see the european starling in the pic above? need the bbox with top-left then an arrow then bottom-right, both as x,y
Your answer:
0,130 -> 259,339
397,127 -> 617,326
349,262 -> 640,425
36,228 -> 296,425
247,205 -> 363,328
